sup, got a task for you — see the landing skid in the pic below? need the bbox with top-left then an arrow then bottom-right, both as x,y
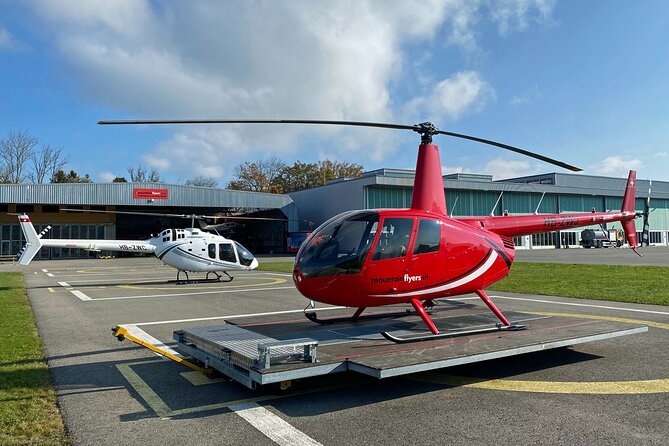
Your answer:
381,323 -> 527,344
175,270 -> 234,285
304,309 -> 413,325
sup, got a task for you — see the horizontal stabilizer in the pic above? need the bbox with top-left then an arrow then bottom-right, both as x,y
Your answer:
17,214 -> 42,266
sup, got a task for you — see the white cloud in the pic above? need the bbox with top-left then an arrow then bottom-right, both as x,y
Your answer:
441,164 -> 471,175
510,84 -> 542,106
97,171 -> 117,182
27,0 -> 557,181
589,156 -> 642,176
488,0 -> 557,36
654,151 -> 668,158
406,70 -> 496,120
0,25 -> 27,51
482,157 -> 544,179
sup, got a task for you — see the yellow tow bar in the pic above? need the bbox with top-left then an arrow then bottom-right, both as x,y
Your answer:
112,325 -> 214,375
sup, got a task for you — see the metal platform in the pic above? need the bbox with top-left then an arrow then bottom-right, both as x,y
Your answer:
173,301 -> 648,389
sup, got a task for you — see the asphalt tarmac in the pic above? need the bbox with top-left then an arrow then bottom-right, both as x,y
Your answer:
6,247 -> 669,446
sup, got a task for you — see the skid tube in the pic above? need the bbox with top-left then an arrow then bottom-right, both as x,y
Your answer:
381,323 -> 527,344
175,270 -> 234,285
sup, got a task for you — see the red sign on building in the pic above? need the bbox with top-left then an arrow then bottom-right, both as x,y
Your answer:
133,188 -> 169,200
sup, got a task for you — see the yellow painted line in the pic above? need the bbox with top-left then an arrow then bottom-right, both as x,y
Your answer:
113,326 -> 210,374
180,371 -> 228,386
48,288 -> 54,293
117,276 -> 287,290
117,360 -> 355,418
417,374 -> 669,394
116,361 -> 172,418
525,311 -> 669,330
414,312 -> 669,394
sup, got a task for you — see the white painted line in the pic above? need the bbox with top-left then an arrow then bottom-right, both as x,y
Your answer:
134,306 -> 347,327
86,286 -> 296,302
230,402 -> 322,446
122,324 -> 184,358
41,268 -> 48,272
489,295 -> 669,316
58,281 -> 70,288
263,272 -> 293,277
46,273 -> 54,277
71,290 -> 92,301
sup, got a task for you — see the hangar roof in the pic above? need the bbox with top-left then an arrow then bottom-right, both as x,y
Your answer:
0,182 -> 294,208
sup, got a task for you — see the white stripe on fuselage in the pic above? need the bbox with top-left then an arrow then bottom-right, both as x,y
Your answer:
370,250 -> 499,298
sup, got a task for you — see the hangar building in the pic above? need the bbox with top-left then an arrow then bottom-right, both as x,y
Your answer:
289,169 -> 669,249
1,170 -> 667,261
0,182 -> 298,260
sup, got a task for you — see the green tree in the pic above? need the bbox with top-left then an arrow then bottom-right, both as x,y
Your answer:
112,176 -> 128,182
51,169 -> 92,183
276,159 -> 364,193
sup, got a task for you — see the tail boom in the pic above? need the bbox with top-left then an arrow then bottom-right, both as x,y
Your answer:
458,170 -> 639,249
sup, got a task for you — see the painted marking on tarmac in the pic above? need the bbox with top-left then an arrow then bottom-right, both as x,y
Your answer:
230,402 -> 323,446
117,359 -> 332,442
71,290 -> 91,301
58,281 -> 70,288
117,275 -> 287,291
180,371 -> 228,386
417,374 -> 669,394
415,312 -> 669,394
132,306 -> 347,327
490,295 -> 669,316
46,272 -> 54,277
41,268 -> 48,272
89,285 -> 295,301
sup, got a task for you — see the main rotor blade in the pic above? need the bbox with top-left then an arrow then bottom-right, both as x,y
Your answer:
98,119 -> 417,132
436,130 -> 582,172
61,208 -> 286,221
98,119 -> 582,171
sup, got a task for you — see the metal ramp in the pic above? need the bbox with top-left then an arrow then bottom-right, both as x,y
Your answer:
171,302 -> 648,389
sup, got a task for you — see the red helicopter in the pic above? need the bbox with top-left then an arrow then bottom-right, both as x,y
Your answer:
100,119 -> 641,342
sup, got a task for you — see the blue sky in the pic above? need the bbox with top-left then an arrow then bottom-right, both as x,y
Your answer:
1,0 -> 668,185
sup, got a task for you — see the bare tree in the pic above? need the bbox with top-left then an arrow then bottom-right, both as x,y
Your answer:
30,144 -> 70,183
0,131 -> 38,183
128,163 -> 161,182
185,176 -> 219,187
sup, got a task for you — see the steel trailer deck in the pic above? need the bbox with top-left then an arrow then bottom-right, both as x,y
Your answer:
173,301 -> 648,389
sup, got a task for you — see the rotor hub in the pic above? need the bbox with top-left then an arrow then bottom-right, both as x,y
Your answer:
413,122 -> 439,144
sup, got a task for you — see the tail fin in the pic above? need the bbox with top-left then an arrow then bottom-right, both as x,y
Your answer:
17,214 -> 43,265
620,170 -> 639,249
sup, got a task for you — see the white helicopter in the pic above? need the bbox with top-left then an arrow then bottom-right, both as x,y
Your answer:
16,213 -> 259,283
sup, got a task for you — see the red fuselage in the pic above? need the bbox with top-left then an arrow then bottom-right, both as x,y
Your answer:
293,209 -> 514,307
292,143 -> 638,309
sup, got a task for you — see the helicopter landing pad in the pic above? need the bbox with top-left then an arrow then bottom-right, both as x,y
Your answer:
174,302 -> 647,387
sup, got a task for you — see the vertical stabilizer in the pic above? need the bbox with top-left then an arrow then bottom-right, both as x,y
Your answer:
620,170 -> 638,249
410,144 -> 447,215
17,214 -> 42,265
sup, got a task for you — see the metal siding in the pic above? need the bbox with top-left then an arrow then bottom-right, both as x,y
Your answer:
471,191 -> 502,216
0,183 -> 293,209
502,192 -> 529,214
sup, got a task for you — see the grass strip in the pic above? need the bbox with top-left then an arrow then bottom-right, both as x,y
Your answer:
0,272 -> 69,446
257,261 -> 669,306
490,262 -> 669,306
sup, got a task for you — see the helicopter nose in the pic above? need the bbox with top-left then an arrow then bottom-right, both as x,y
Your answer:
249,257 -> 259,270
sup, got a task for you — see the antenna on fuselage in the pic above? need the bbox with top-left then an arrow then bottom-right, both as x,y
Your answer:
534,191 -> 546,215
449,196 -> 459,218
490,191 -> 504,216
